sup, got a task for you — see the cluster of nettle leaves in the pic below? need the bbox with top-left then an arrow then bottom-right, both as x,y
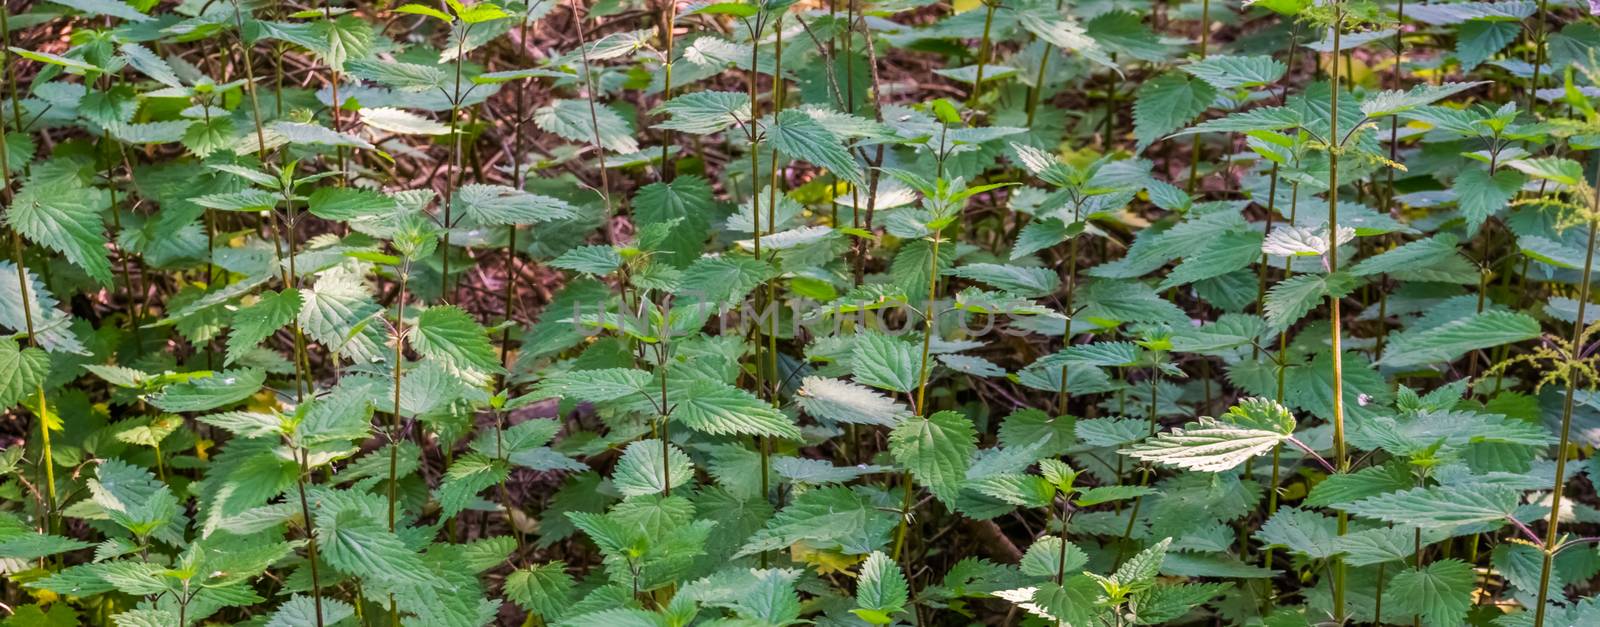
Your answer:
3,0 -> 1600,625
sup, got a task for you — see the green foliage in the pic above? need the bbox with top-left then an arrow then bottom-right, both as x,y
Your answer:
4,0 -> 1595,624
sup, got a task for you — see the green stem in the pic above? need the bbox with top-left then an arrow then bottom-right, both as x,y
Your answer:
295,447 -> 326,627
1327,9 -> 1349,624
967,1 -> 997,108
1532,160 -> 1600,627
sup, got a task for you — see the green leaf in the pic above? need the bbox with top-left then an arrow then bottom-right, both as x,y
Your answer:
1385,559 -> 1475,626
1171,106 -> 1302,136
677,256 -> 772,306
1304,462 -> 1413,507
1453,167 -> 1524,234
853,551 -> 909,623
227,290 -> 303,365
0,339 -> 48,412
551,245 -> 623,275
1341,485 -> 1520,528
533,99 -> 639,154
768,108 -> 864,186
889,410 -> 977,506
316,511 -> 439,586
1123,415 -> 1292,473
436,453 -> 510,517
8,177 -> 111,286
1360,82 -> 1485,118
1506,157 -> 1586,187
531,368 -> 651,403
1133,72 -> 1217,150
1254,507 -> 1340,559
149,369 -> 266,413
1456,21 -> 1519,72
411,305 -> 504,378
360,106 -> 450,135
1264,272 -> 1358,329
1181,55 -> 1287,90
54,0 -> 153,23
796,376 -> 912,427
850,332 -> 921,394
673,379 -> 801,439
504,562 -> 575,620
456,184 -> 577,226
652,90 -> 750,135
1086,10 -> 1171,62
946,263 -> 1060,297
1158,230 -> 1263,290
264,595 -> 356,627
614,439 -> 695,498
1377,310 -> 1539,369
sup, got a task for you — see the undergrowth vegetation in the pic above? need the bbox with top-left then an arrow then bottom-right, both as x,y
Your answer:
3,0 -> 1600,624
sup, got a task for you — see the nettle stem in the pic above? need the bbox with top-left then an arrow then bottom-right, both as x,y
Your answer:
658,0 -> 677,180
386,262 -> 409,625
967,0 -> 998,108
1326,7 -> 1350,623
294,447 -> 326,627
896,222 -> 944,564
571,0 -> 612,212
1,0 -> 54,536
1185,0 -> 1211,194
744,8 -> 772,567
1025,0 -> 1067,126
1532,160 -> 1600,627
441,21 -> 472,304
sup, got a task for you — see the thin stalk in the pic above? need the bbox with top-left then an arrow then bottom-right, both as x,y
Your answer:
1025,0 -> 1067,126
1185,0 -> 1211,193
389,266 -> 410,532
441,21 -> 471,303
967,1 -> 998,108
1055,235 -> 1078,415
2,0 -> 53,536
294,448 -> 326,627
1327,8 -> 1349,624
386,263 -> 409,625
658,0 -> 678,180
1532,163 -> 1600,627
896,222 -> 944,564
571,0 -> 612,211
1526,0 -> 1549,110
745,9 -> 770,567
500,11 -> 535,372
324,0 -> 347,183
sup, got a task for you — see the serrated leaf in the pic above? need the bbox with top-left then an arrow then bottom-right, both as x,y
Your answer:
227,290 -> 302,365
1133,72 -> 1217,150
614,439 -> 694,498
149,369 -> 266,412
533,99 -> 639,154
1341,485 -> 1520,528
1123,415 -> 1291,472
1385,559 -> 1475,626
850,332 -> 921,394
1377,310 -> 1539,368
673,379 -> 801,439
796,376 -> 912,426
0,339 -> 49,412
360,106 -> 450,135
454,184 -> 577,226
9,177 -> 111,286
411,305 -> 504,377
854,551 -> 909,621
769,108 -> 864,186
1181,55 -> 1287,90
889,410 -> 977,506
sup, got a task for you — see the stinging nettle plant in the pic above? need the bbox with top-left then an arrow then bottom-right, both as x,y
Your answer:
4,0 -> 1600,625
